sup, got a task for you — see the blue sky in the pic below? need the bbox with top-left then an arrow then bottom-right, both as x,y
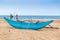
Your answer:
0,0 -> 60,15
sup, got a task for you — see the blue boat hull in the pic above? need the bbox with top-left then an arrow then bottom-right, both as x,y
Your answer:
4,17 -> 53,30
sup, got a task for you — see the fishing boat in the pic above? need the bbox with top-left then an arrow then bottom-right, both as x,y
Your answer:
4,17 -> 53,30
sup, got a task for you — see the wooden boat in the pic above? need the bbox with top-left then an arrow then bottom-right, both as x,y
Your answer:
4,17 -> 53,30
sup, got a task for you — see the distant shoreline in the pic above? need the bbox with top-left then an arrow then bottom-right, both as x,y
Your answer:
0,15 -> 60,20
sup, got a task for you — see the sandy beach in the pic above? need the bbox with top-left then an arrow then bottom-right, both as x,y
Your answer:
0,20 -> 60,40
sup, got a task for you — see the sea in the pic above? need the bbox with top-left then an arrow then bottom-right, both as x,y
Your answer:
0,15 -> 60,20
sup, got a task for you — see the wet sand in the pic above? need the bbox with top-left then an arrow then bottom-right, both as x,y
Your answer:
0,20 -> 60,40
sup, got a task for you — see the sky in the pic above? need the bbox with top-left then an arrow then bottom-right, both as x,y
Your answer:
0,0 -> 60,15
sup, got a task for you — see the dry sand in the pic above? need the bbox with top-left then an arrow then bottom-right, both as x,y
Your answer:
0,20 -> 60,40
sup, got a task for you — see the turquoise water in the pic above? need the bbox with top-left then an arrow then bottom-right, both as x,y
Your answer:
0,15 -> 60,20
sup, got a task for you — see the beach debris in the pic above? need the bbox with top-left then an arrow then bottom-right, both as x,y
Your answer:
8,30 -> 10,32
54,27 -> 59,29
